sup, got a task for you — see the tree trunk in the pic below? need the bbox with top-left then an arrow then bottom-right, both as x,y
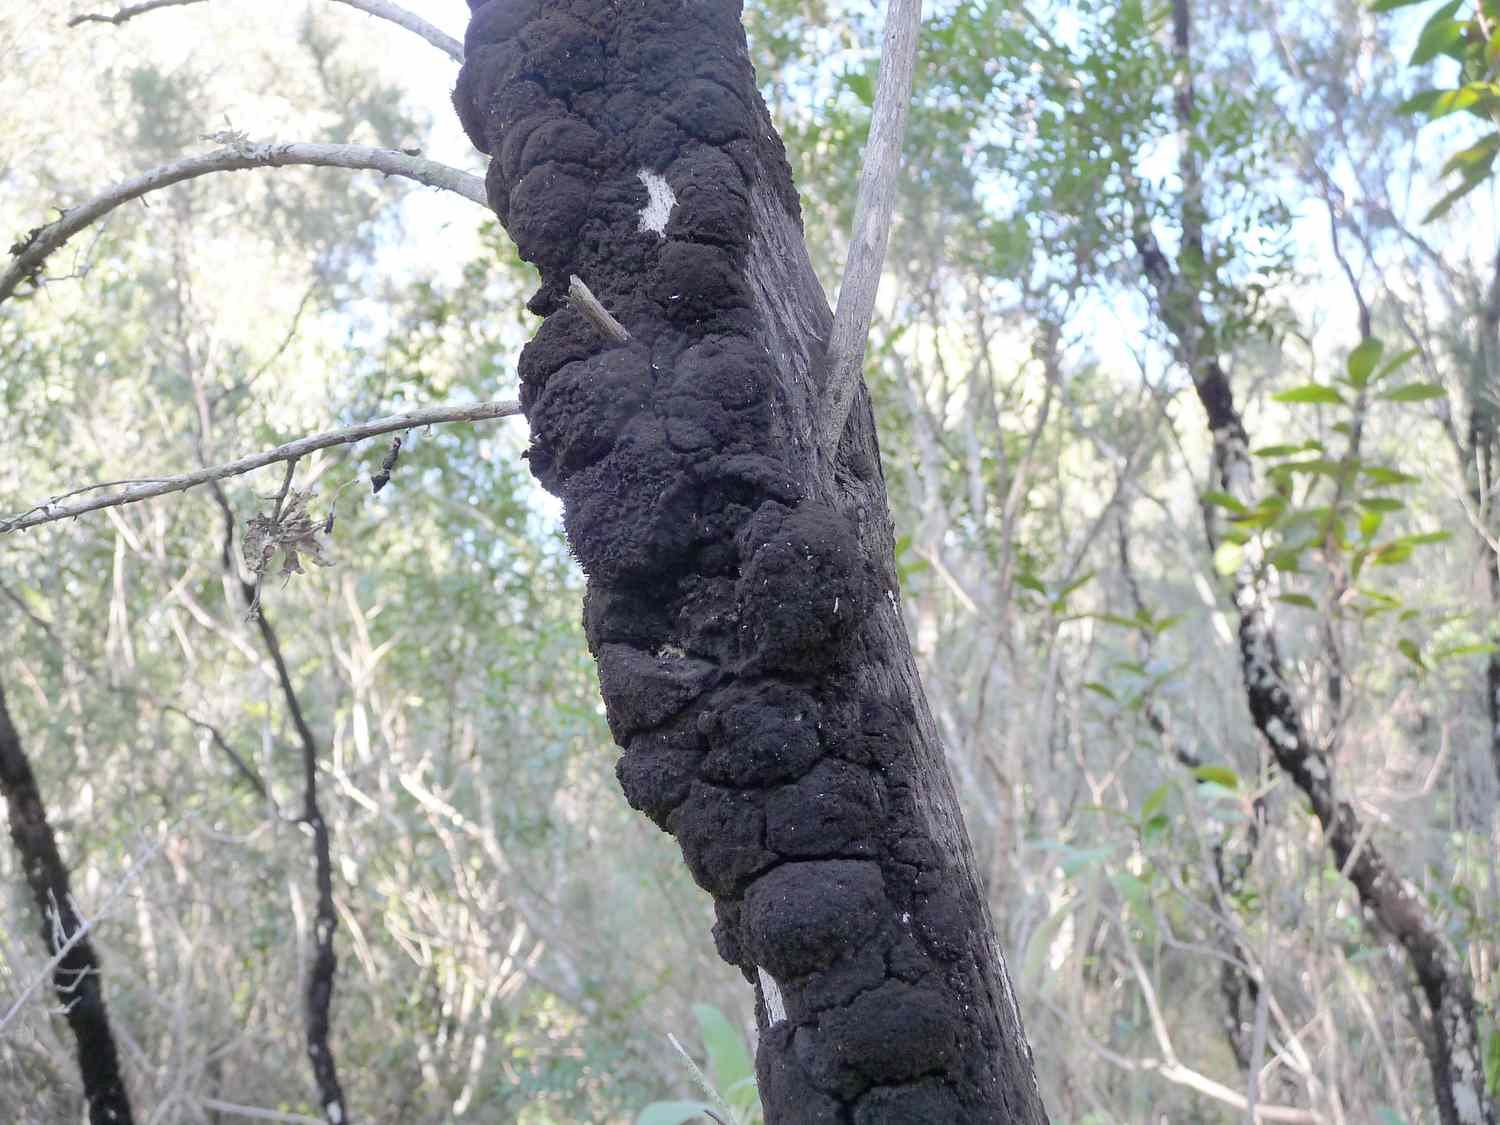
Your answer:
453,0 -> 1047,1119
1136,226 -> 1497,1125
0,681 -> 135,1125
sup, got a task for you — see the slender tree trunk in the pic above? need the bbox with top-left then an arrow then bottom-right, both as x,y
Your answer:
1473,245 -> 1500,790
0,681 -> 135,1125
1136,4 -> 1493,1120
207,485 -> 349,1125
1141,225 -> 1493,1121
454,0 -> 1046,1119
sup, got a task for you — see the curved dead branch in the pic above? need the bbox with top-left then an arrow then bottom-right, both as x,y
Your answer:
2,142 -> 485,305
329,0 -> 463,61
68,0 -> 463,61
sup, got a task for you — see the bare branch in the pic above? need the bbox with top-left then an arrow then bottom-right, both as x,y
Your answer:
3,142 -> 486,305
68,0 -> 463,61
328,0 -> 462,61
67,0 -> 207,26
567,274 -> 631,343
194,1099 -> 324,1125
0,399 -> 521,534
817,0 -> 924,455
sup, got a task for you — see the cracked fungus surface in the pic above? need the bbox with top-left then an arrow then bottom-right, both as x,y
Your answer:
456,0 -> 1045,1119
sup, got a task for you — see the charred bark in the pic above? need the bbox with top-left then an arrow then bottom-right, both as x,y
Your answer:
0,682 -> 135,1125
1470,249 -> 1500,789
453,0 -> 1046,1119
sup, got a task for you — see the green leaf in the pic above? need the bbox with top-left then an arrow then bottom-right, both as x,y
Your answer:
1371,0 -> 1434,10
1279,458 -> 1351,476
1202,489 -> 1248,513
1346,337 -> 1384,386
1192,764 -> 1240,789
1277,593 -> 1318,609
1397,89 -> 1446,115
1213,541 -> 1245,576
1252,443 -> 1307,458
1083,681 -> 1119,701
1141,783 -> 1170,821
637,1102 -> 720,1125
1400,84 -> 1500,118
1361,466 -> 1422,486
1397,638 -> 1427,671
693,1004 -> 754,1096
1425,136 -> 1500,222
841,70 -> 875,107
1371,347 -> 1420,384
1378,382 -> 1447,402
1358,497 -> 1405,512
1410,0 -> 1464,65
1440,134 -> 1500,178
1273,384 -> 1345,405
1150,613 -> 1185,636
1433,642 -> 1500,662
1373,542 -> 1415,566
1015,573 -> 1047,595
1396,531 -> 1452,546
1054,570 -> 1096,600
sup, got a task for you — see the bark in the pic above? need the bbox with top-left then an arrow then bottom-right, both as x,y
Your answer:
453,0 -> 1046,1120
0,682 -> 135,1124
1474,242 -> 1500,790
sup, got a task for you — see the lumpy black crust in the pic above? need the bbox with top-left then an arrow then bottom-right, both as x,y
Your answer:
457,1 -> 1044,1120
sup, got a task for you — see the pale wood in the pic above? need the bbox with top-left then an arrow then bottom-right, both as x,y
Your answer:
817,0 -> 924,456
568,275 -> 632,343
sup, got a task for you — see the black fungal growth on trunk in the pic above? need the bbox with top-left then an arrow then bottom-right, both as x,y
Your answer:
455,0 -> 1047,1119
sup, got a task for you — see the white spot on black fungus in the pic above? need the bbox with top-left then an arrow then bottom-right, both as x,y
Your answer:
636,169 -> 676,235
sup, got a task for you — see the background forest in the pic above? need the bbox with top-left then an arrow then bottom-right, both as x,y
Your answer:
1,0 -> 1497,1122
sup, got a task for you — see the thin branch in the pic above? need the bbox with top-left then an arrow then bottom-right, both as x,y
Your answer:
817,0 -> 924,455
1034,994 -> 1322,1124
567,275 -> 631,343
0,398 -> 520,534
209,491 -> 348,1125
69,0 -> 463,61
328,0 -> 462,61
0,830 -> 163,1034
67,0 -> 207,26
3,142 -> 486,304
195,1099 -> 324,1125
